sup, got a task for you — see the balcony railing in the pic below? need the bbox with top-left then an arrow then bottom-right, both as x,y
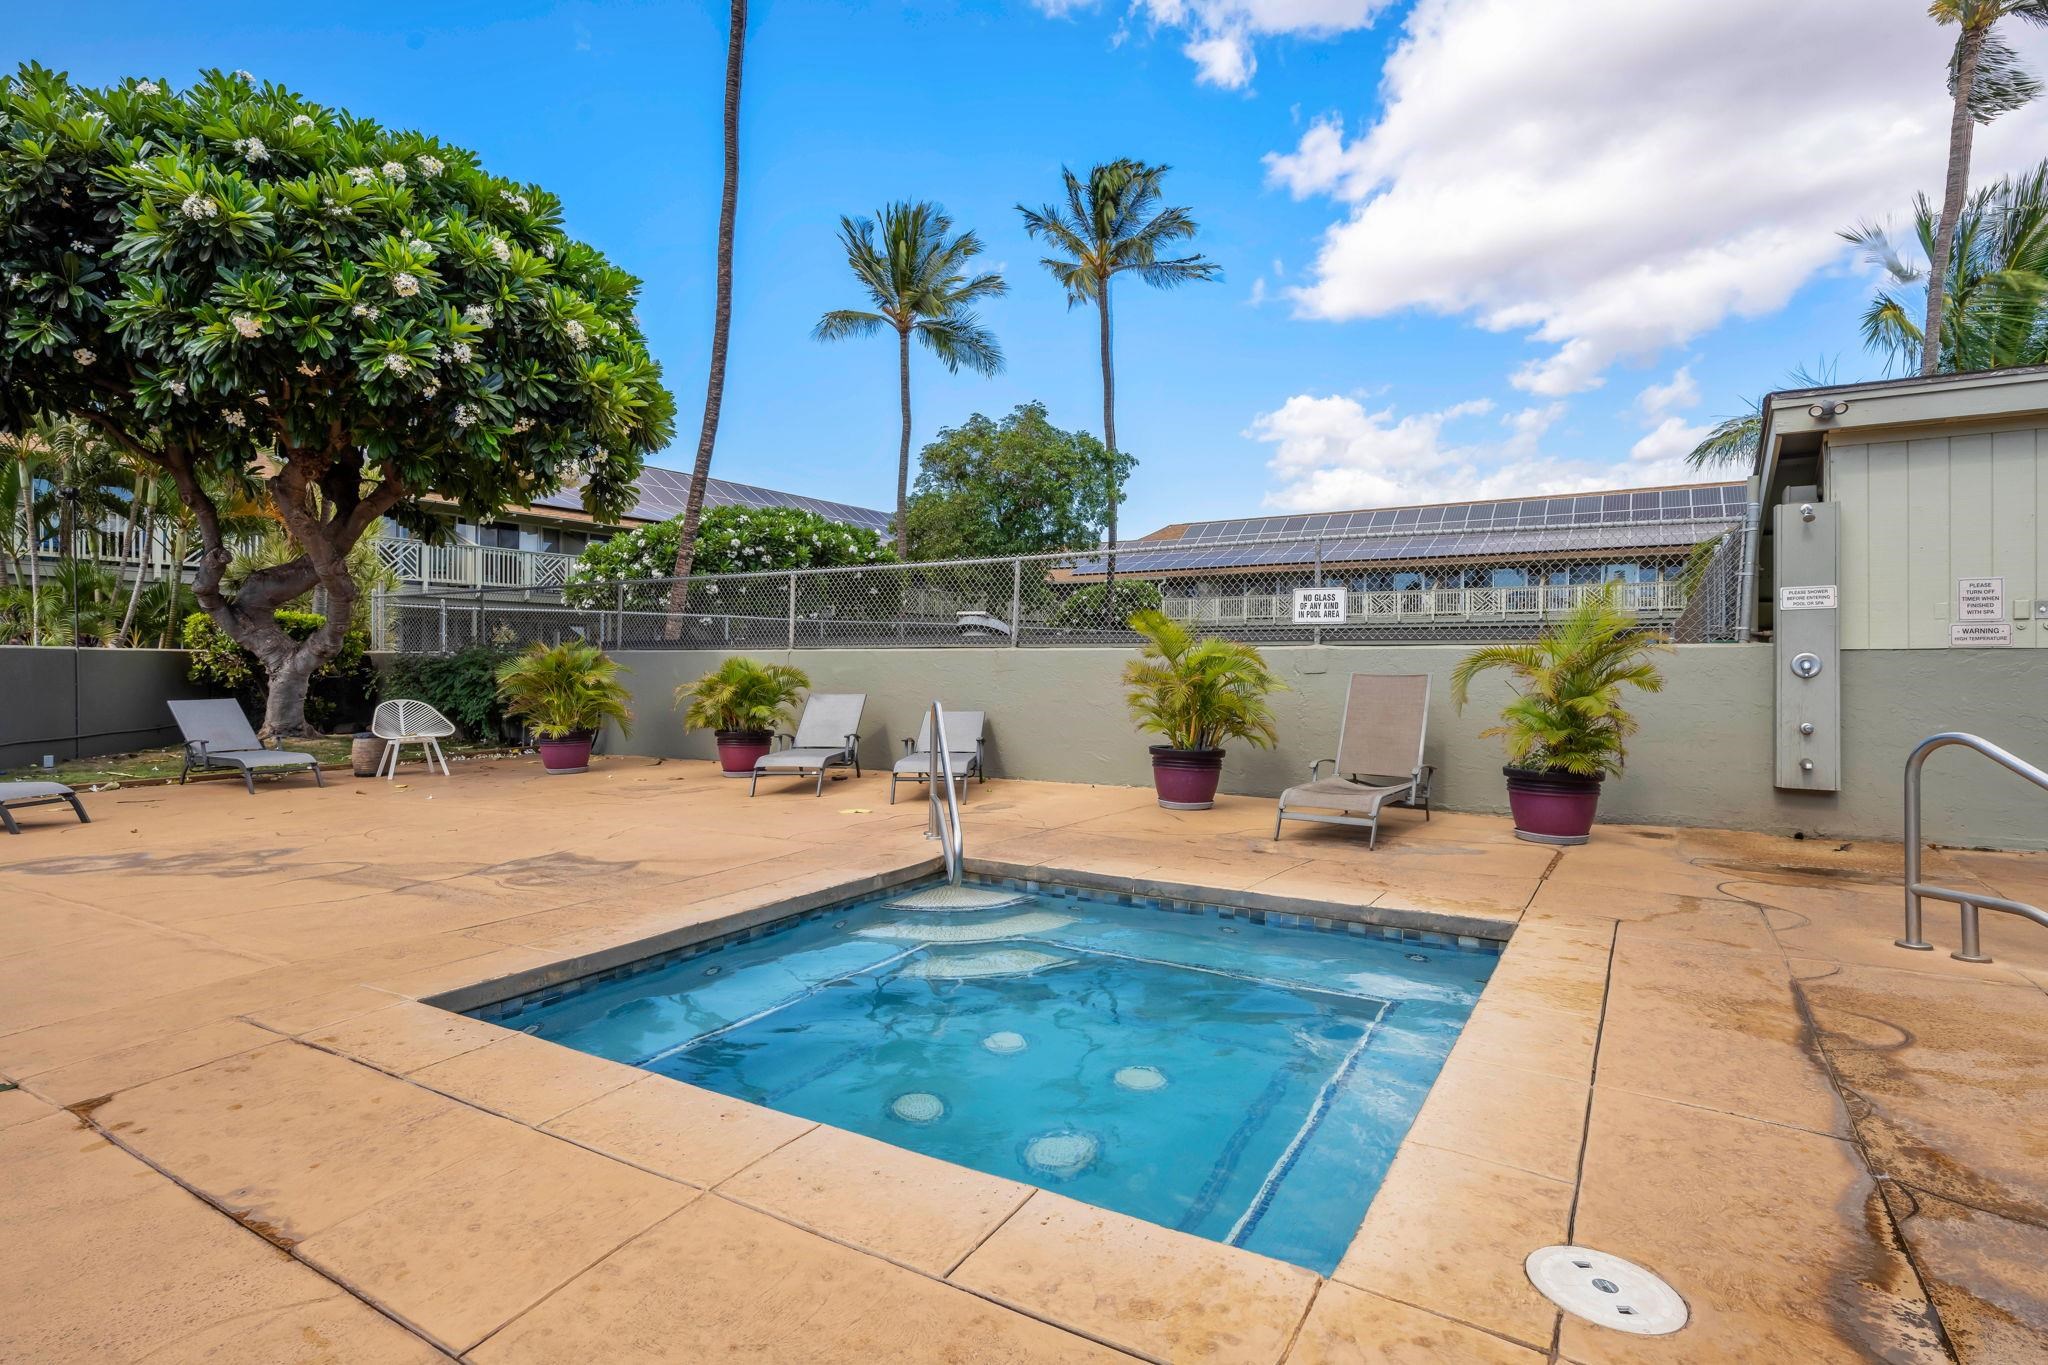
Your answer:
376,540 -> 578,592
1161,580 -> 1688,627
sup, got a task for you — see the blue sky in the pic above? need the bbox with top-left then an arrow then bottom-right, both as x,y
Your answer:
12,0 -> 2047,535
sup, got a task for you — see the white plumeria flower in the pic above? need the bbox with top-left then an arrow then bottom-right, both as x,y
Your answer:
489,237 -> 511,264
422,382 -> 440,399
345,165 -> 374,185
180,193 -> 219,221
71,238 -> 90,251
237,136 -> 268,163
450,341 -> 473,363
502,190 -> 530,211
511,416 -> 533,433
232,69 -> 254,82
222,408 -> 247,427
416,154 -> 443,177
382,354 -> 411,375
230,313 -> 263,338
7,272 -> 25,287
463,302 -> 494,328
253,394 -> 270,407
391,273 -> 419,298
167,378 -> 188,397
297,360 -> 320,377
381,160 -> 406,182
452,403 -> 477,429
562,319 -> 588,350
540,241 -> 555,260
136,80 -> 161,95
289,113 -> 313,128
73,347 -> 96,366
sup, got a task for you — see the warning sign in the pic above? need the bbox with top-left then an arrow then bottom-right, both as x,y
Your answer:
1957,577 -> 2005,621
1778,584 -> 1838,611
1949,621 -> 2013,647
1291,588 -> 1347,624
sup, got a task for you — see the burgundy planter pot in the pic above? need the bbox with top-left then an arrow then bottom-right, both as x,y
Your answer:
1149,746 -> 1226,810
1503,766 -> 1604,844
714,729 -> 774,779
536,731 -> 595,775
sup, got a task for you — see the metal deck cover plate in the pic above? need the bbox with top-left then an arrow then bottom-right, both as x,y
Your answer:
889,885 -> 1032,911
1525,1246 -> 1688,1335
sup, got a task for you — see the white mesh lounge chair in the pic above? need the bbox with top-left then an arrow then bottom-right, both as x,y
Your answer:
750,693 -> 865,797
169,699 -> 325,795
371,699 -> 455,779
0,781 -> 90,834
1274,674 -> 1433,849
890,709 -> 986,804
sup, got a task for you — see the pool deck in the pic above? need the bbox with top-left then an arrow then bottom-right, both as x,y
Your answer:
2,756 -> 2044,1362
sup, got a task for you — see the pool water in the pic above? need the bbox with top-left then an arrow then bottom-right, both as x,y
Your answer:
473,880 -> 1496,1274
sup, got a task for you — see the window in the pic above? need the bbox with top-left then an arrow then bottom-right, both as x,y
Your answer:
540,528 -> 588,555
477,522 -> 522,550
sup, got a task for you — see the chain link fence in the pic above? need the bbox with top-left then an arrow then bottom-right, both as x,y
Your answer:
371,513 -> 1756,656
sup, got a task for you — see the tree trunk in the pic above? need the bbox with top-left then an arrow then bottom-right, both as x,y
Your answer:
895,324 -> 913,559
1097,284 -> 1119,624
17,454 -> 36,645
114,500 -> 151,647
665,0 -> 747,636
1925,24 -> 1985,376
159,522 -> 186,649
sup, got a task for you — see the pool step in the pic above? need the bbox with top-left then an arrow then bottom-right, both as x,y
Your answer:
898,947 -> 1068,979
858,911 -> 1074,944
889,884 -> 1032,911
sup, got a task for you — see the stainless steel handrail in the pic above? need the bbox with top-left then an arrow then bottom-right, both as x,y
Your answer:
1899,731 -> 2048,963
925,700 -> 964,886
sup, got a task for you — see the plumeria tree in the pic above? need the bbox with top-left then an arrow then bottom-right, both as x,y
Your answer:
567,504 -> 895,586
0,64 -> 675,733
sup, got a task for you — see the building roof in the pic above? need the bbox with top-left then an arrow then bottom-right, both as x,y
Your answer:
1092,481 -> 1749,573
529,464 -> 893,534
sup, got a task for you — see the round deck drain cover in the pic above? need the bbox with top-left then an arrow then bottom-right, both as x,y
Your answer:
982,1031 -> 1028,1054
1525,1246 -> 1687,1336
890,885 -> 1031,911
888,1092 -> 946,1124
1113,1065 -> 1168,1092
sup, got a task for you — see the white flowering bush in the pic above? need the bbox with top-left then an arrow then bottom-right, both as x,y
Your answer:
564,506 -> 897,606
0,63 -> 675,733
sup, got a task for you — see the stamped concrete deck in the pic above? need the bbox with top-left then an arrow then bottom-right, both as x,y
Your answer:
2,757 -> 2043,1362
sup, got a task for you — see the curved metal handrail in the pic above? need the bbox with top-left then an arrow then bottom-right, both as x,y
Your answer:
926,701 -> 964,886
1899,732 -> 2048,963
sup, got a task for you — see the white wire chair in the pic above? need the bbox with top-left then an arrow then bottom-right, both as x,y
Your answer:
370,699 -> 456,779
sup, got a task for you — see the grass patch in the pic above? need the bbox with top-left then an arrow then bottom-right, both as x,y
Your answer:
2,737 -> 518,789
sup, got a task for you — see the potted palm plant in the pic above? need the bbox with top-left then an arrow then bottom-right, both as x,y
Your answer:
1450,586 -> 1669,844
677,657 -> 812,777
495,641 -> 633,775
1123,609 -> 1284,810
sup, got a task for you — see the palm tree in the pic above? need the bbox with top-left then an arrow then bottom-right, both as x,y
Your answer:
1685,360 -> 1840,471
665,0 -> 748,622
814,203 -> 1006,555
1018,161 -> 1219,602
1921,1 -> 2048,375
1843,160 -> 2048,374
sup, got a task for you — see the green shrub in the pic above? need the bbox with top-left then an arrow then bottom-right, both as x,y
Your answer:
496,641 -> 632,740
181,610 -> 377,732
379,645 -> 513,740
1049,580 -> 1163,630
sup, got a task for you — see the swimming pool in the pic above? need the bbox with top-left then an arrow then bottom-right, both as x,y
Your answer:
469,878 -> 1497,1274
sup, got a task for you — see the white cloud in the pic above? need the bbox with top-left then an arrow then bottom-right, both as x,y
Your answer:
1266,0 -> 2048,394
1247,276 -> 1270,306
1635,366 -> 1699,421
1038,0 -> 1397,89
1251,388 -> 1726,510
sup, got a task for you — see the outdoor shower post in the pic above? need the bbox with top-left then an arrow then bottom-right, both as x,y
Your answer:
616,581 -> 626,649
786,573 -> 797,650
437,597 -> 448,652
1009,558 -> 1022,647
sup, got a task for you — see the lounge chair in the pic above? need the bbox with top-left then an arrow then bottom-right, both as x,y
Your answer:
890,709 -> 986,804
750,693 -> 865,797
371,698 -> 455,779
168,699 -> 326,795
0,781 -> 90,834
1274,673 -> 1433,849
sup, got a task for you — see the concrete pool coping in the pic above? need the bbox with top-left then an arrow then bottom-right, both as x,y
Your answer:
2,757 -> 2044,1361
